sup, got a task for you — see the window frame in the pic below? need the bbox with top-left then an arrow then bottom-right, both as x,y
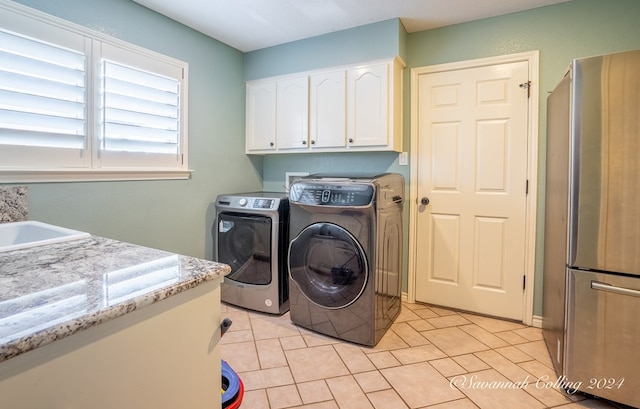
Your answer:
0,0 -> 191,183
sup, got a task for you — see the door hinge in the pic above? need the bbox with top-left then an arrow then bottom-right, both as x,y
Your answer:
525,179 -> 529,195
523,275 -> 526,290
519,80 -> 531,98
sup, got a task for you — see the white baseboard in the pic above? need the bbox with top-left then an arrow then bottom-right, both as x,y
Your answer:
531,315 -> 543,328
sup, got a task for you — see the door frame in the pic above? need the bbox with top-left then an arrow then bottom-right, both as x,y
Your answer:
407,51 -> 539,325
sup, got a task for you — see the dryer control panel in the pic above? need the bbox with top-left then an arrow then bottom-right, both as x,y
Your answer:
215,192 -> 288,214
290,182 -> 374,206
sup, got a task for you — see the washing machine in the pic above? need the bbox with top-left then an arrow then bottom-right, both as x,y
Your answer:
287,173 -> 404,345
215,192 -> 289,315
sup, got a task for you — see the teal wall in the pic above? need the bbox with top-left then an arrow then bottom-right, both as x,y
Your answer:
245,0 -> 640,316
9,0 -> 261,259
244,18 -> 406,80
5,0 -> 640,316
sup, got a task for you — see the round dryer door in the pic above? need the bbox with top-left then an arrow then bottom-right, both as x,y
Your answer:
217,213 -> 272,285
288,222 -> 368,309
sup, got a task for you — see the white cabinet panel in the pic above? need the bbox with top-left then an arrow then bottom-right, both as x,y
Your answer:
246,81 -> 276,152
310,69 -> 347,148
276,76 -> 309,150
348,63 -> 389,147
0,282 -> 222,409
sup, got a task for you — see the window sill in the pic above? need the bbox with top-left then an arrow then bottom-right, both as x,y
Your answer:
0,169 -> 193,183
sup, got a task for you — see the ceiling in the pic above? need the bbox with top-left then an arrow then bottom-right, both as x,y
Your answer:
131,0 -> 571,52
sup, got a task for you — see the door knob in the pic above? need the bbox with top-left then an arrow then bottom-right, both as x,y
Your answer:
421,197 -> 430,206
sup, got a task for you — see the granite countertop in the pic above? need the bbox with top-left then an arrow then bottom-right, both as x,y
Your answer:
0,236 -> 230,363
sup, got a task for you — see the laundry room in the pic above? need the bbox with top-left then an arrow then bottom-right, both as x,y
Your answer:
2,0 -> 640,408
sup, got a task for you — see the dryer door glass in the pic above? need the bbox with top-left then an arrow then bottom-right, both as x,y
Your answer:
217,213 -> 272,285
289,222 -> 368,309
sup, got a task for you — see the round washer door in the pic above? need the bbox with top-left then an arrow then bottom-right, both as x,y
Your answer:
288,222 -> 368,309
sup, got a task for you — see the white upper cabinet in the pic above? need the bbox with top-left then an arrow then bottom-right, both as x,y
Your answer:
347,57 -> 404,153
246,80 -> 276,152
276,76 -> 309,150
310,69 -> 347,149
245,57 -> 404,154
348,63 -> 389,148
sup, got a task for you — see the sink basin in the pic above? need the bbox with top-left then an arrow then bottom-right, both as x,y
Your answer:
0,221 -> 91,253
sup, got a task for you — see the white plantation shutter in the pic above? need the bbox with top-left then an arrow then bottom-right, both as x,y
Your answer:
95,41 -> 186,169
0,1 -> 189,182
0,26 -> 90,169
0,29 -> 86,150
101,60 -> 180,155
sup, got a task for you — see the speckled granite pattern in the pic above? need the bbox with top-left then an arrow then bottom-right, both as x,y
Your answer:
0,236 -> 230,362
0,186 -> 28,223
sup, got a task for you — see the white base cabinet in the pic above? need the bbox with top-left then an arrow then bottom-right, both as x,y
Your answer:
245,57 -> 405,154
0,281 -> 222,409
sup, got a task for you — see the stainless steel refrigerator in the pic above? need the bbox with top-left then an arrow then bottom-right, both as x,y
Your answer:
543,49 -> 640,408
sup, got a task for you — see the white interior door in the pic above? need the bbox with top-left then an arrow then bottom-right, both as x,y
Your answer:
414,60 -> 529,320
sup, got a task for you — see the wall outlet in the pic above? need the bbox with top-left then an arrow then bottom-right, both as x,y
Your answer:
398,152 -> 408,166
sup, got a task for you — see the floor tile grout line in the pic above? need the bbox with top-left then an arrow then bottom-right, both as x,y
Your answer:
465,349 -> 584,408
449,369 -> 538,409
221,303 -> 621,409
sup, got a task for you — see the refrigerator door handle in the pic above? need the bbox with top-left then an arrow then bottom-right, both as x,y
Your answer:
591,280 -> 640,298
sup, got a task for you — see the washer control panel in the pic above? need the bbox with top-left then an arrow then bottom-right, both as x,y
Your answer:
289,182 -> 374,206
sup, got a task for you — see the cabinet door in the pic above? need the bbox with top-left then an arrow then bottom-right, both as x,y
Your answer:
310,70 -> 346,148
277,76 -> 309,150
347,63 -> 389,147
246,81 -> 276,152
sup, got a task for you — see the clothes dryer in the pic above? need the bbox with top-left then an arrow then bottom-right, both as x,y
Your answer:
215,192 -> 289,314
287,173 -> 404,345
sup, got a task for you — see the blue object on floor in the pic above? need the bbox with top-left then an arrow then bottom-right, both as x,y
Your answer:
221,359 -> 243,408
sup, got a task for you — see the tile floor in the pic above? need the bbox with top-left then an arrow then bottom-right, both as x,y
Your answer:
220,302 -> 629,409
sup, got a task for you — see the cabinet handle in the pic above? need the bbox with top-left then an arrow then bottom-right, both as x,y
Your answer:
302,140 -> 307,145
348,138 -> 354,143
269,142 -> 274,147
311,140 -> 316,145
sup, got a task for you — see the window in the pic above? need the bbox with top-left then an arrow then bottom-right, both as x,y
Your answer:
0,1 -> 190,182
